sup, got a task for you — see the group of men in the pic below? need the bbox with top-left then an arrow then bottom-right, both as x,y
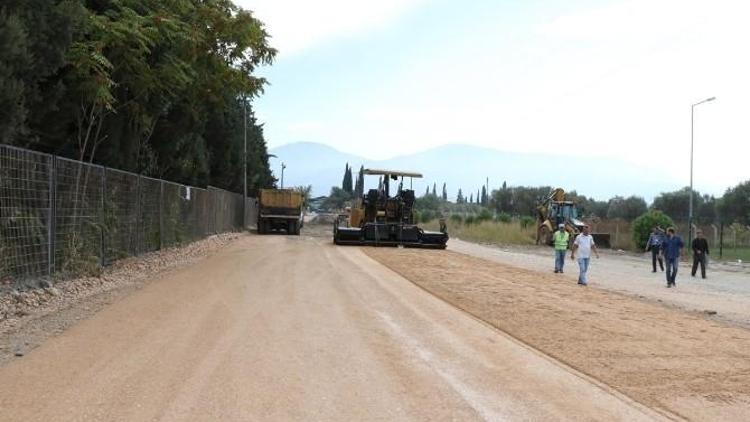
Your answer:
552,224 -> 710,288
645,226 -> 709,286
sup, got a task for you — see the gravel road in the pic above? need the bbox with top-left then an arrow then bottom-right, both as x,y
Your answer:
0,233 -> 658,421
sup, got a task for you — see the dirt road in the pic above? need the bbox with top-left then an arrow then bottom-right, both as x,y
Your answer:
0,234 -> 658,421
449,238 -> 750,327
365,246 -> 750,421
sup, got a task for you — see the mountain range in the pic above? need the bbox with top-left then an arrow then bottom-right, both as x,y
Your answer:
269,142 -> 680,202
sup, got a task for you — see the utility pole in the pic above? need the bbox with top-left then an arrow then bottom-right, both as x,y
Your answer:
281,162 -> 286,189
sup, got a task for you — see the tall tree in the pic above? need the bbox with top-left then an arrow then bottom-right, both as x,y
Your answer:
456,188 -> 464,204
469,193 -> 474,203
432,182 -> 437,196
441,183 -> 447,201
481,186 -> 488,206
718,180 -> 750,225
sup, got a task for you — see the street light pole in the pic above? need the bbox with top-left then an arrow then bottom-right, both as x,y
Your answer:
689,96 -> 715,248
243,96 -> 248,229
281,162 -> 286,189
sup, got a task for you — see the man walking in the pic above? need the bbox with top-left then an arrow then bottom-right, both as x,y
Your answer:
645,226 -> 665,272
662,227 -> 684,288
691,229 -> 709,279
571,224 -> 599,286
553,223 -> 569,273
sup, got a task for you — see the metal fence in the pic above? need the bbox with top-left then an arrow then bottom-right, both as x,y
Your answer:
0,144 -> 248,282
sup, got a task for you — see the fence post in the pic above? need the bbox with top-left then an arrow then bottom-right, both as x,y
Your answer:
719,222 -> 724,259
100,168 -> 106,267
134,175 -> 141,255
48,156 -> 56,276
159,180 -> 164,250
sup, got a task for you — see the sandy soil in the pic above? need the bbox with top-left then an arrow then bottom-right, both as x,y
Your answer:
0,233 -> 659,421
364,246 -> 750,421
0,233 -> 240,366
449,238 -> 750,328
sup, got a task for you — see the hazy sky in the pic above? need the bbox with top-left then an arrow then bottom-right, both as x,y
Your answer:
238,0 -> 748,195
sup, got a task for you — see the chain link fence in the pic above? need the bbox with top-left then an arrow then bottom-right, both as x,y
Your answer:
1,144 -> 249,284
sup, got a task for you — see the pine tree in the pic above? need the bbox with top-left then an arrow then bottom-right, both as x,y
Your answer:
481,186 -> 487,205
477,189 -> 480,204
432,183 -> 437,196
425,186 -> 430,197
469,193 -> 474,203
457,188 -> 464,204
442,183 -> 447,201
342,163 -> 354,193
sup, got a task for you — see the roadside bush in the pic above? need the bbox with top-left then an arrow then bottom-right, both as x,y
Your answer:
519,216 -> 536,229
449,214 -> 463,225
420,209 -> 436,223
632,210 -> 674,250
477,208 -> 493,222
464,215 -> 476,225
495,212 -> 511,223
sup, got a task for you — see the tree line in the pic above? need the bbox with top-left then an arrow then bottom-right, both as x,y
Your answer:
0,0 -> 276,194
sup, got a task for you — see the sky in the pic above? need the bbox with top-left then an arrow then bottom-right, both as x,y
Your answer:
237,0 -> 748,196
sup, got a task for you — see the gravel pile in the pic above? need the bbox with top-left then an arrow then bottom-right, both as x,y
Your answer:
0,233 -> 241,333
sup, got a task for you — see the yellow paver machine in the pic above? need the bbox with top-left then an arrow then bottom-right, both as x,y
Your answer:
333,169 -> 448,249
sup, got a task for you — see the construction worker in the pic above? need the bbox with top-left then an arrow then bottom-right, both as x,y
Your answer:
691,229 -> 709,279
553,223 -> 569,273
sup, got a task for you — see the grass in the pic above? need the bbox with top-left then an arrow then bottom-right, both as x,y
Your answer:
423,219 -> 537,246
717,246 -> 750,262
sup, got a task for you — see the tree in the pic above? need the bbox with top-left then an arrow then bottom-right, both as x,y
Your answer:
606,195 -> 648,221
632,210 -> 675,250
718,180 -> 750,225
441,183 -> 447,201
293,185 -> 312,207
355,165 -> 365,198
432,182 -> 437,196
651,187 -> 699,222
456,188 -> 464,204
481,186 -> 488,206
469,193 -> 473,203
0,0 -> 277,193
323,186 -> 353,210
341,163 -> 353,193
424,186 -> 430,197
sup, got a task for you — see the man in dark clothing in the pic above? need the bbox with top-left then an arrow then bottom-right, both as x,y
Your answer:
662,227 -> 684,288
691,229 -> 709,279
645,227 -> 665,272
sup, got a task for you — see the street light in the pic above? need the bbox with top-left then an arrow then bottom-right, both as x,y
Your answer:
281,162 -> 287,189
243,96 -> 248,229
689,96 -> 715,248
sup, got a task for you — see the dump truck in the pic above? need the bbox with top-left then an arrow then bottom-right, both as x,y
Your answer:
536,188 -> 611,248
333,169 -> 448,249
257,189 -> 304,235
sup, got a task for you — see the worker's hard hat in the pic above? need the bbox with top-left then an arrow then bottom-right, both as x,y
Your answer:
558,223 -> 565,228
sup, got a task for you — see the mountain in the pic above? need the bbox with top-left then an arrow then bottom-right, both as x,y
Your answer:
270,142 -> 679,201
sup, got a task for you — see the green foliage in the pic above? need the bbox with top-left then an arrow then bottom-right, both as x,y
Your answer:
606,195 -> 648,221
464,215 -> 476,225
0,0 -> 276,194
294,185 -> 312,206
718,180 -> 750,225
477,208 -> 493,222
323,187 -> 353,210
495,212 -> 512,223
520,215 -> 535,228
420,209 -> 436,223
449,214 -> 463,224
632,210 -> 674,249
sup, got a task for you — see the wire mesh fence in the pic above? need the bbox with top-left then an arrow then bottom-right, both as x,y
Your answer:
0,144 -> 248,284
